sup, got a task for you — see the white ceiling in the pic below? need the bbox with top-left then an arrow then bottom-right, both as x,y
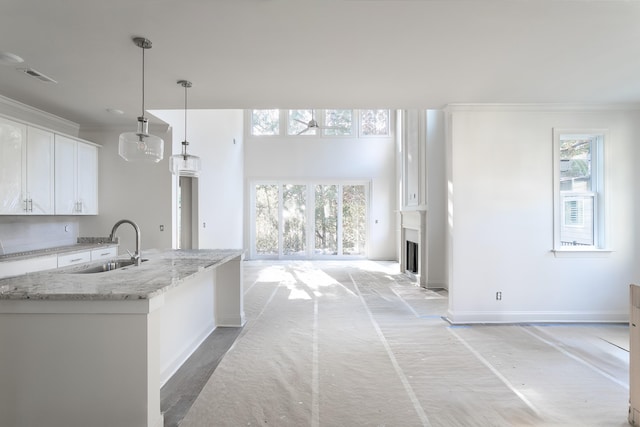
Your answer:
2,0 -> 640,129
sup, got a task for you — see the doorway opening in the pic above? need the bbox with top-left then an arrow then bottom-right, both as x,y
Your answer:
177,176 -> 199,249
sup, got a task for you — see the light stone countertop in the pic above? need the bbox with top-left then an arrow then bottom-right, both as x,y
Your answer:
0,249 -> 244,301
0,241 -> 118,262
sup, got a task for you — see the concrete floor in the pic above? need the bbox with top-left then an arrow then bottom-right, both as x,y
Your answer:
166,260 -> 631,426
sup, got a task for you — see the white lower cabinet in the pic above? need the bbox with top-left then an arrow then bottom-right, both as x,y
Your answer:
90,246 -> 117,260
0,245 -> 118,279
57,251 -> 91,267
0,255 -> 58,279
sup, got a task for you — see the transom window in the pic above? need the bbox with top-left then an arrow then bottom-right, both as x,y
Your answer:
553,129 -> 608,252
251,109 -> 280,136
249,109 -> 390,137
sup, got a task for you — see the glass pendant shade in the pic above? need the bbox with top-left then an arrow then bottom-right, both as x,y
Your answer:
170,148 -> 201,177
118,37 -> 164,163
170,80 -> 201,177
119,117 -> 164,163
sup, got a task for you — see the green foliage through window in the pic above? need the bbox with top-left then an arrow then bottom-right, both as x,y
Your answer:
360,109 -> 390,136
255,184 -> 279,254
251,110 -> 280,136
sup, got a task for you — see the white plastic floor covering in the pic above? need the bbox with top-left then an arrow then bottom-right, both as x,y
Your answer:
180,260 -> 630,427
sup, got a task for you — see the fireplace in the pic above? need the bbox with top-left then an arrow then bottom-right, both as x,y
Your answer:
400,210 -> 427,287
406,241 -> 418,273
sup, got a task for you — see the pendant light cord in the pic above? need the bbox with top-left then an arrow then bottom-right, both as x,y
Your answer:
141,45 -> 145,119
183,83 -> 188,157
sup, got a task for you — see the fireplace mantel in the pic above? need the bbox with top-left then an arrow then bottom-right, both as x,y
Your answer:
400,209 -> 428,287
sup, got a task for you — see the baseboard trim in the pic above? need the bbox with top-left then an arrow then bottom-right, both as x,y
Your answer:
445,309 -> 628,325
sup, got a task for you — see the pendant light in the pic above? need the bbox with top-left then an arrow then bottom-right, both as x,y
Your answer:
118,37 -> 164,163
169,80 -> 201,177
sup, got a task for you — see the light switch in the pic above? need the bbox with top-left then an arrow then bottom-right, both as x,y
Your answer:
159,225 -> 164,231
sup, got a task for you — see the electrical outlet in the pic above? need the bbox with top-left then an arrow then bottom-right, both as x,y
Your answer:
496,291 -> 502,301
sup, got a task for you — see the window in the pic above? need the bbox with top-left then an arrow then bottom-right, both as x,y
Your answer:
252,182 -> 368,259
553,129 -> 607,252
255,184 -> 279,255
251,109 -> 280,135
360,109 -> 390,136
323,109 -> 353,136
248,109 -> 391,139
288,110 -> 316,135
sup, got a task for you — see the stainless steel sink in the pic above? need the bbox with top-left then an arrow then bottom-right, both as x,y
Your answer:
71,259 -> 148,274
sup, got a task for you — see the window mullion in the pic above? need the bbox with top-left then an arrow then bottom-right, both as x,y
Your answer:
337,184 -> 344,256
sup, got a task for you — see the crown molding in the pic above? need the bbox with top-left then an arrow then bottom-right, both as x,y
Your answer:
0,94 -> 80,136
444,103 -> 640,113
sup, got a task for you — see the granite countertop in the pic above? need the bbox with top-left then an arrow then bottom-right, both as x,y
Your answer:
0,249 -> 244,301
0,240 -> 118,262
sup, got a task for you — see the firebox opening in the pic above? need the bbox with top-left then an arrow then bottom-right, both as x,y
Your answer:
406,241 -> 418,274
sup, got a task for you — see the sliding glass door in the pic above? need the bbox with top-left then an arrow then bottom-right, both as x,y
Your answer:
252,182 -> 368,259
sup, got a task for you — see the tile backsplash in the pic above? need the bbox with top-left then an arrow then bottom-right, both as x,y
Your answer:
0,217 -> 79,255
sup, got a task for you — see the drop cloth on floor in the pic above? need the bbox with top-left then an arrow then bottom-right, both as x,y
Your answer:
180,261 -> 629,427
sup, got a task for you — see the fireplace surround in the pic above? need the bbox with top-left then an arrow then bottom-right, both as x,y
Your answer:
399,209 -> 427,287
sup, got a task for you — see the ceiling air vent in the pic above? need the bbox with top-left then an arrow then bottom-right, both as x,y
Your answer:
19,68 -> 57,83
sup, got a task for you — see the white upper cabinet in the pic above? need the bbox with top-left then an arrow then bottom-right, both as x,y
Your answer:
0,117 -> 26,214
55,135 -> 98,215
26,127 -> 55,214
0,117 -> 54,215
76,141 -> 98,214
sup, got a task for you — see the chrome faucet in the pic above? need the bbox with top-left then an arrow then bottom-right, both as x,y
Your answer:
109,219 -> 142,266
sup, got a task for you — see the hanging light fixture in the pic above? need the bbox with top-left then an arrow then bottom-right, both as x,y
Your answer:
118,37 -> 164,163
170,80 -> 201,177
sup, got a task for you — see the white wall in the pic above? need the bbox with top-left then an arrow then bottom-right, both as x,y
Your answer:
78,126 -> 173,255
426,110 -> 448,288
183,110 -> 244,249
244,127 -> 397,260
152,109 -> 244,250
446,105 -> 639,324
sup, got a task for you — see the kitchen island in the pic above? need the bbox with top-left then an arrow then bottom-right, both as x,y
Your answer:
0,249 -> 245,427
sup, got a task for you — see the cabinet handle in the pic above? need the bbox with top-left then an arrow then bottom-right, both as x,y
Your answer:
100,252 -> 110,256
29,199 -> 33,212
23,199 -> 28,212
70,258 -> 83,263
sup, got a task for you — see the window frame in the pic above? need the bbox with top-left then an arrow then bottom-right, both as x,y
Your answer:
249,180 -> 370,260
321,109 -> 355,137
287,109 -> 318,136
552,128 -> 610,256
249,109 -> 281,136
358,109 -> 391,137
246,109 -> 392,140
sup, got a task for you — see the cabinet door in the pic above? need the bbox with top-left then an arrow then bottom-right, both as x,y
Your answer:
0,255 -> 58,279
57,251 -> 91,267
0,118 -> 27,214
76,142 -> 98,215
26,127 -> 54,214
90,246 -> 117,260
54,135 -> 78,215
